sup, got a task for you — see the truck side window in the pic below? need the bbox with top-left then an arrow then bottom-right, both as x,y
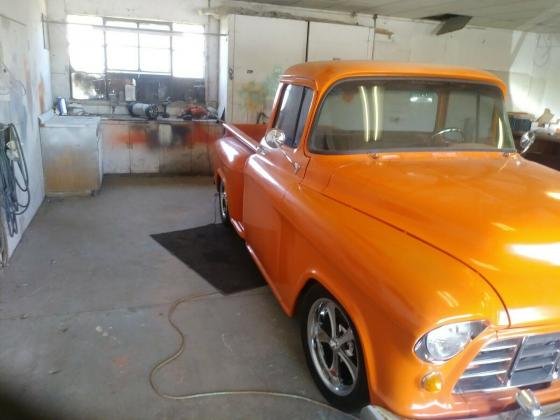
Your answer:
274,84 -> 313,148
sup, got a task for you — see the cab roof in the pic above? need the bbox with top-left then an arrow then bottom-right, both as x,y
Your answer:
282,61 -> 506,95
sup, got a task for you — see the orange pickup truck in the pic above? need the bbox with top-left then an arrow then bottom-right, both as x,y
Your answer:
212,61 -> 560,419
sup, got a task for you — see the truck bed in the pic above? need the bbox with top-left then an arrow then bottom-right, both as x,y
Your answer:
212,123 -> 267,237
222,123 -> 267,152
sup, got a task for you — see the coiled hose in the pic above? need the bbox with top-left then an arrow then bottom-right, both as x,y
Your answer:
0,123 -> 30,242
149,292 -> 358,419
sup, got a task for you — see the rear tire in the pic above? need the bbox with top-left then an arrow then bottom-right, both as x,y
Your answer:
299,284 -> 369,411
218,180 -> 230,226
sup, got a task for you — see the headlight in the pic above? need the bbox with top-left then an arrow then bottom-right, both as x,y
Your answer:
414,321 -> 487,363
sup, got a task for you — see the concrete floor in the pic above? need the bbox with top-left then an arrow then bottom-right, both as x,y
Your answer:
0,176 -> 351,420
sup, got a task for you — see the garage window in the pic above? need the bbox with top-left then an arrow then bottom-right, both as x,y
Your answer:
67,15 -> 205,100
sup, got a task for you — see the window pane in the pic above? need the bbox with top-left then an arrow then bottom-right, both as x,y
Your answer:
446,92 -> 478,141
67,20 -> 105,72
139,33 -> 169,49
274,85 -> 305,147
139,22 -> 170,31
67,24 -> 104,46
106,20 -> 137,28
139,48 -> 170,73
71,72 -> 106,100
173,23 -> 204,34
107,47 -> 138,71
478,96 -> 496,139
172,31 -> 204,78
310,80 -> 513,153
67,15 -> 102,25
384,90 -> 437,132
294,89 -> 313,147
69,45 -> 105,72
106,30 -> 138,47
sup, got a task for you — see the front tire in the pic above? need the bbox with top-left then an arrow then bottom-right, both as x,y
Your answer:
299,285 -> 369,411
218,180 -> 230,226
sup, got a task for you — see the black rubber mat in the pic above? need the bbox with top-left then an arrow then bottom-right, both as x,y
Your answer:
151,224 -> 266,294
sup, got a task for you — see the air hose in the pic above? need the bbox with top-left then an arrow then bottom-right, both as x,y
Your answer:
0,123 -> 30,239
148,291 -> 358,419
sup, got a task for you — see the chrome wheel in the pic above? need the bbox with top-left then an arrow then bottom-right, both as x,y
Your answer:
307,298 -> 360,397
218,182 -> 228,222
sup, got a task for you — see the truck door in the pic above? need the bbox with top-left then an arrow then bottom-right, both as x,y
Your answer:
243,83 -> 313,285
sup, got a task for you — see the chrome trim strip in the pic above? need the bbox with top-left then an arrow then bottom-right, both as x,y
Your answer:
461,369 -> 509,379
360,395 -> 560,420
455,332 -> 560,394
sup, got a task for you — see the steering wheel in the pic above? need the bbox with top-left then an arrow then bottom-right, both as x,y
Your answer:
431,127 -> 465,146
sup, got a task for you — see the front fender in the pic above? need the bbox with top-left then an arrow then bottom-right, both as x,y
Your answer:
274,182 -> 509,417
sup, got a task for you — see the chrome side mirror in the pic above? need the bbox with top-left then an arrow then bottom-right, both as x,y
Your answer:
264,129 -> 286,149
519,130 -> 536,154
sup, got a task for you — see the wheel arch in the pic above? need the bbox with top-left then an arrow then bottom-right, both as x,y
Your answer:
215,167 -> 226,191
292,275 -> 377,399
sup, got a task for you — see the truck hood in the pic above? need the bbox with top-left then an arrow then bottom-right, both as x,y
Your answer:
323,152 -> 560,327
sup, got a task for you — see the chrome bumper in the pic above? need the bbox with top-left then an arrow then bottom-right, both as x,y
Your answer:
360,390 -> 560,420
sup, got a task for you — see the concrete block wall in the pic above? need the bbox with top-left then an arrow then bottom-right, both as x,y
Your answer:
0,0 -> 52,260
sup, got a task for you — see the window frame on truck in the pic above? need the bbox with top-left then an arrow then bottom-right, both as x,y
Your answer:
272,82 -> 315,149
306,77 -> 515,155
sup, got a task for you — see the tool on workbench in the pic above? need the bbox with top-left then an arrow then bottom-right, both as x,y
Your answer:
128,102 -> 159,120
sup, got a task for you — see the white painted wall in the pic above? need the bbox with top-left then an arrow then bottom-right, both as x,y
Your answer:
307,22 -> 374,62
372,16 -> 558,116
0,0 -> 52,260
227,15 -> 308,123
47,0 -> 560,122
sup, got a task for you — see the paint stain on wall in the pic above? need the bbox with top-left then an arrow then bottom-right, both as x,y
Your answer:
237,66 -> 283,123
238,81 -> 267,116
38,76 -> 46,113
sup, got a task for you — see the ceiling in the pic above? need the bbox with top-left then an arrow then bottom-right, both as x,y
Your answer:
244,0 -> 560,33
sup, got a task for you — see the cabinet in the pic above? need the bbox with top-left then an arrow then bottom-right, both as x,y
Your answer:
40,115 -> 102,196
101,119 -> 222,175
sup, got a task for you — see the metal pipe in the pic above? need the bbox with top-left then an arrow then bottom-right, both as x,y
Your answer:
43,18 -> 227,37
371,14 -> 378,60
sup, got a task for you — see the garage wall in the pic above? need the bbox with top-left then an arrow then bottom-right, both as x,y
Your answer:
373,16 -> 558,116
223,15 -> 308,123
220,16 -> 378,123
220,12 -> 560,123
0,0 -> 52,260
47,0 -> 560,121
535,34 -> 560,118
307,22 -> 374,62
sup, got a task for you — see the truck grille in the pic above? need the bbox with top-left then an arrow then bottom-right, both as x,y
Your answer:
454,333 -> 560,393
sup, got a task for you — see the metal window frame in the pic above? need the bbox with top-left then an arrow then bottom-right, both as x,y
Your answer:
68,16 -> 204,100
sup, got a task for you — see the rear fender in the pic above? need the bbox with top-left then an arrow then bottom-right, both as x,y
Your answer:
213,136 -> 254,225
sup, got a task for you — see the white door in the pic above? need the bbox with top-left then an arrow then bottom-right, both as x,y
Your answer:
307,22 -> 374,62
231,15 -> 307,123
101,122 -> 131,174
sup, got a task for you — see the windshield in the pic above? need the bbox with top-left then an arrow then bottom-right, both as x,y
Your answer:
309,79 -> 515,153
